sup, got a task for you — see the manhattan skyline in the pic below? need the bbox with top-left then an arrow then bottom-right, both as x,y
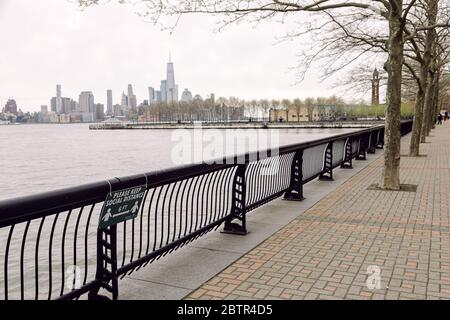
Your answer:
0,0 -> 351,112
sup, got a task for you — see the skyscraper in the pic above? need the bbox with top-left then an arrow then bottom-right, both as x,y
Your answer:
121,92 -> 128,108
160,80 -> 167,102
127,84 -> 137,110
148,87 -> 155,105
56,84 -> 63,114
107,90 -> 113,115
79,91 -> 94,113
166,58 -> 178,103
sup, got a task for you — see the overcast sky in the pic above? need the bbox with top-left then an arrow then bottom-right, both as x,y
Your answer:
0,0 -> 359,112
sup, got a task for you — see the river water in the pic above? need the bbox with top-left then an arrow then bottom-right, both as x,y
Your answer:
0,123 -> 361,299
0,124 -> 357,201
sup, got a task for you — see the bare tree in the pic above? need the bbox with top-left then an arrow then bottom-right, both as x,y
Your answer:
78,0 -> 443,189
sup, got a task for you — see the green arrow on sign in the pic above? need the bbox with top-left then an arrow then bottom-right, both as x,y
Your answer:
98,185 -> 147,230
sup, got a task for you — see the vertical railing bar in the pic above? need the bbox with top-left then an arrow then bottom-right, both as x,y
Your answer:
152,186 -> 164,252
35,216 -> 46,300
198,173 -> 210,230
72,207 -> 84,291
4,224 -> 15,301
20,221 -> 31,300
177,179 -> 189,240
159,184 -> 170,250
184,176 -> 197,237
60,210 -> 72,297
48,213 -> 59,300
145,188 -> 157,255
166,181 -> 180,244
121,221 -> 127,267
193,174 -> 207,233
137,189 -> 150,259
83,204 -> 95,285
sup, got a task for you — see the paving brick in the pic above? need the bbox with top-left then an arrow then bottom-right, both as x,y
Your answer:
186,125 -> 450,300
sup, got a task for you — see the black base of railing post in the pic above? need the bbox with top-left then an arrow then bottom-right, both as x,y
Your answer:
341,138 -> 353,169
356,136 -> 367,160
223,164 -> 248,235
319,142 -> 333,181
89,225 -> 119,300
284,149 -> 305,201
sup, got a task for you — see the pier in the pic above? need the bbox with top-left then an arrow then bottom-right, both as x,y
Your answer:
89,121 -> 386,130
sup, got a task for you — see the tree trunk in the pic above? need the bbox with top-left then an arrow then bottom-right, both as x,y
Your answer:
423,72 -> 435,136
382,0 -> 403,190
420,0 -> 438,140
410,88 -> 425,156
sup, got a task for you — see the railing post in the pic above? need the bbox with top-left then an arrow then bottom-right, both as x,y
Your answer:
319,142 -> 333,181
89,225 -> 119,300
356,134 -> 367,160
376,129 -> 384,149
223,164 -> 248,235
284,149 -> 305,201
341,138 -> 353,169
367,132 -> 376,154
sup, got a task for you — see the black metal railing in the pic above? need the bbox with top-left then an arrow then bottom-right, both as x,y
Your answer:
0,120 -> 413,300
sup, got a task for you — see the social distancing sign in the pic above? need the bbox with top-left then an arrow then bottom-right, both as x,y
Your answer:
98,185 -> 146,229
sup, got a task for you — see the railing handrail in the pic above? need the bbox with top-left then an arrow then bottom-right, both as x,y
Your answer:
0,122 -> 403,228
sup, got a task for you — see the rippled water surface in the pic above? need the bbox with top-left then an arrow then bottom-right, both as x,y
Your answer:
0,124 -> 357,201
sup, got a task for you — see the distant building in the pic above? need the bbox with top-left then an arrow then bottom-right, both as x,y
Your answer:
160,80 -> 167,102
181,89 -> 193,102
94,103 -> 105,121
62,97 -> 73,114
193,94 -> 203,101
41,105 -> 48,114
372,68 -> 380,105
56,84 -> 63,114
127,84 -> 137,110
113,104 -> 123,117
148,87 -> 155,105
107,89 -> 113,115
121,92 -> 128,108
152,56 -> 179,103
3,99 -> 18,115
166,59 -> 178,103
79,91 -> 94,114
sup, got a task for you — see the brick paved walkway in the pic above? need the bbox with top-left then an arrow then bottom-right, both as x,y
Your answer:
186,123 -> 450,300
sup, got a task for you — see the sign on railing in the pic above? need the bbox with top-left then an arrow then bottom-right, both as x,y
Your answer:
98,186 -> 146,229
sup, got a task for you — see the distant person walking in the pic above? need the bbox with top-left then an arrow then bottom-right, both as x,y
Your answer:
437,113 -> 443,125
445,111 -> 449,121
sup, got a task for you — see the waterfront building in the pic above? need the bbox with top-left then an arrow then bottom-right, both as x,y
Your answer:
79,91 -> 94,113
56,84 -> 63,114
160,80 -> 167,102
3,99 -> 18,115
166,59 -> 178,103
121,92 -> 128,108
127,84 -> 137,110
107,89 -> 113,115
41,105 -> 48,114
94,103 -> 105,121
151,57 -> 180,103
113,104 -> 123,117
50,97 -> 57,112
148,87 -> 155,105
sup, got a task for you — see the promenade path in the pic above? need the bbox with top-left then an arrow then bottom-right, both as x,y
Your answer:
187,123 -> 450,300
